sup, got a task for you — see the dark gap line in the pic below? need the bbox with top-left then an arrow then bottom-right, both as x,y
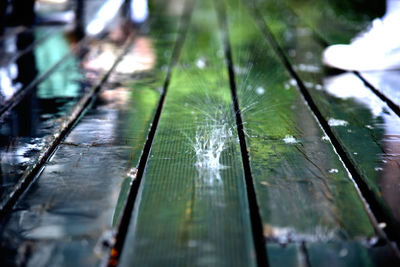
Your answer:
248,2 -> 400,257
0,34 -> 136,222
354,71 -> 400,118
0,36 -> 89,121
300,242 -> 312,267
105,2 -> 194,266
215,1 -> 269,266
282,4 -> 400,124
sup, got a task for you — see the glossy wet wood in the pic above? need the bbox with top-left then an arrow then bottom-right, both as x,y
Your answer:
118,1 -> 256,266
250,0 -> 400,263
1,0 -> 400,266
0,3 -> 182,266
223,0 -> 390,265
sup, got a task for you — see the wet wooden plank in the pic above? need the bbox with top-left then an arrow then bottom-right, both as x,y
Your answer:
307,242 -> 400,267
249,0 -> 400,263
224,0 -> 393,265
267,243 -> 307,267
282,0 -> 400,116
0,41 -> 88,212
118,0 -> 256,266
0,3 -> 183,267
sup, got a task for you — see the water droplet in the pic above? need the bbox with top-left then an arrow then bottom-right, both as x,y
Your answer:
127,168 -> 138,179
283,135 -> 297,144
328,118 -> 349,127
315,84 -> 323,90
260,181 -> 270,186
339,248 -> 348,257
328,169 -> 339,174
195,58 -> 206,69
256,87 -> 265,95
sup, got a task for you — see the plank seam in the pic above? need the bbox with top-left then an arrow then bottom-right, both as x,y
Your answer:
354,71 -> 400,118
247,2 -> 400,255
105,2 -> 195,266
216,1 -> 270,266
282,4 -> 400,119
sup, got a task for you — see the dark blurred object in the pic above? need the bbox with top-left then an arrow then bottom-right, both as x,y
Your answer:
4,0 -> 36,26
327,0 -> 386,20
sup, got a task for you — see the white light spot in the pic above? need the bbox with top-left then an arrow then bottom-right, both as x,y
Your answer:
283,135 -> 297,144
195,58 -> 206,69
256,87 -> 265,95
322,135 -> 330,141
339,248 -> 348,258
328,168 -> 339,174
328,118 -> 349,127
315,84 -> 323,90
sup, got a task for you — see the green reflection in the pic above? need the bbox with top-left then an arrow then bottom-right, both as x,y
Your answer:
226,0 -> 374,240
119,0 -> 255,266
34,31 -> 80,98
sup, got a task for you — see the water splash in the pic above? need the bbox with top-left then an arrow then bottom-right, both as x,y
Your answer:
193,117 -> 233,170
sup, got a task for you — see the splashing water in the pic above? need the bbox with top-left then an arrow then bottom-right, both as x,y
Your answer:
193,117 -> 233,170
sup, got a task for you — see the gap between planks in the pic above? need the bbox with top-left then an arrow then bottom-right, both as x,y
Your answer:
105,2 -> 195,266
215,1 -> 270,266
0,33 -> 136,222
246,0 -> 400,257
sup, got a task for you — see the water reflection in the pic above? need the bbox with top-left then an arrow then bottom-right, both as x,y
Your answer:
86,0 -> 149,36
0,31 -> 37,106
323,72 -> 400,222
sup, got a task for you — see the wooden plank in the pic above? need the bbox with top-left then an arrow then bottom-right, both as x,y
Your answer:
307,242 -> 400,267
267,243 -> 307,267
118,0 -> 256,266
249,0 -> 400,263
281,0 -> 400,120
223,0 -> 392,265
0,4 -> 183,267
0,50 -> 85,211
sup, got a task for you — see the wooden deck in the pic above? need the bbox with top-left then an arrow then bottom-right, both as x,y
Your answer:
1,0 -> 400,266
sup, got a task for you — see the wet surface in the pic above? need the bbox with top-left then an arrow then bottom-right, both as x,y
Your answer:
119,0 -> 256,266
223,0 -> 391,265
252,0 -> 400,263
0,38 -> 87,207
0,28 -> 68,111
271,0 -> 400,235
0,0 -> 180,266
1,0 -> 400,266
